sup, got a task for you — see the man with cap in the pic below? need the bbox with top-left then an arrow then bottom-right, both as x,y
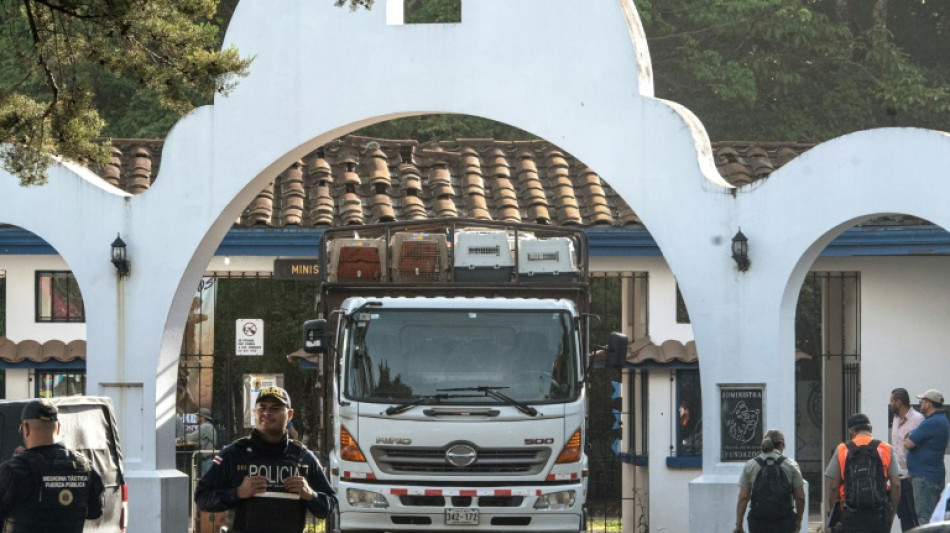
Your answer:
186,407 -> 218,475
195,386 -> 336,532
905,389 -> 950,524
0,399 -> 105,532
824,413 -> 900,533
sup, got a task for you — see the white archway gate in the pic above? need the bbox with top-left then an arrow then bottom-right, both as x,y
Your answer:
1,2 -> 949,531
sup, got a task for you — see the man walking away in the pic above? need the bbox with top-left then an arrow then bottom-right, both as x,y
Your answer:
733,429 -> 806,533
890,387 -> 924,530
905,389 -> 950,525
825,413 -> 900,533
0,400 -> 105,533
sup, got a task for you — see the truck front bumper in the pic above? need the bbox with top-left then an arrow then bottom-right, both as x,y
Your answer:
336,480 -> 585,532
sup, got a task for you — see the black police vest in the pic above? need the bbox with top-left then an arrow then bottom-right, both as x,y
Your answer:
232,439 -> 308,533
6,449 -> 91,533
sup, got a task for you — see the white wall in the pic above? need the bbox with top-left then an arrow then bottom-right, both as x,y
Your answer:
838,256 -> 950,428
1,255 -> 86,342
593,256 -> 693,343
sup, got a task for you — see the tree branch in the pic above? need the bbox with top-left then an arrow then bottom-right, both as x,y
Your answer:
22,0 -> 59,120
31,0 -> 105,21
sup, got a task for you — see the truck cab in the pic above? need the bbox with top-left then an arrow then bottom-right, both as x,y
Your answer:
305,220 -> 590,532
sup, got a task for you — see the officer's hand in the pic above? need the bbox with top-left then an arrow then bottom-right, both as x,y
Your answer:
237,476 -> 267,499
284,476 -> 312,501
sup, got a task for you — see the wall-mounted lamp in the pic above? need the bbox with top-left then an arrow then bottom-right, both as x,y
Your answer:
731,229 -> 750,272
111,234 -> 130,277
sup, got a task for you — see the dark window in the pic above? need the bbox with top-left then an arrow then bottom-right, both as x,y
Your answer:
405,0 -> 461,23
675,283 -> 690,324
36,371 -> 86,397
676,369 -> 702,457
36,271 -> 85,322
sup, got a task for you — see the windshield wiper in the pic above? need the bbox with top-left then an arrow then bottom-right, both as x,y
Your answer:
385,393 -> 449,415
437,386 -> 539,417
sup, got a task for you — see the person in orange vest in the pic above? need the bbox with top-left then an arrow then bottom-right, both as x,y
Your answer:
825,413 -> 901,533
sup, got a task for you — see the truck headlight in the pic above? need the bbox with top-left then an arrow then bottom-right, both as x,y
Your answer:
533,490 -> 576,510
346,488 -> 389,509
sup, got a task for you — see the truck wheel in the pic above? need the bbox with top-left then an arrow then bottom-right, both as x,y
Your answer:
579,509 -> 588,533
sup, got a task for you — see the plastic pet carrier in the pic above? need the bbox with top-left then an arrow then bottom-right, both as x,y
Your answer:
452,230 -> 515,282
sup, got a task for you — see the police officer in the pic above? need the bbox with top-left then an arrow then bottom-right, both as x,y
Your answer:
195,386 -> 336,533
0,399 -> 105,533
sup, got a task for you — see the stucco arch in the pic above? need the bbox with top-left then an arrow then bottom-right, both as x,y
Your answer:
3,0 -> 950,530
685,128 -> 950,528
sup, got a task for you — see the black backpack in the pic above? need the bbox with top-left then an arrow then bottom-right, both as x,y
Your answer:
749,455 -> 794,520
843,439 -> 888,512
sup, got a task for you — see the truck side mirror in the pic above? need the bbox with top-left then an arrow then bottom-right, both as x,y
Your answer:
606,332 -> 629,367
303,319 -> 330,354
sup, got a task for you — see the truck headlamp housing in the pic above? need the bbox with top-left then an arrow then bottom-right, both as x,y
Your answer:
346,488 -> 389,509
555,428 -> 582,463
533,490 -> 576,510
340,425 -> 367,462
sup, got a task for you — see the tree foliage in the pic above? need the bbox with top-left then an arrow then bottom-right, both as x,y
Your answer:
0,0 -> 251,185
639,0 -> 950,140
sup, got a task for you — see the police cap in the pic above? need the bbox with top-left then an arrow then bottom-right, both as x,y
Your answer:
21,400 -> 58,422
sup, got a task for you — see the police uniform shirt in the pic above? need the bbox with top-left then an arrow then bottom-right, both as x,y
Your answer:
0,443 -> 105,532
194,430 -> 336,533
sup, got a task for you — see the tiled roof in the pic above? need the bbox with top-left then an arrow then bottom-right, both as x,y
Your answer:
0,337 -> 86,364
593,335 -> 812,367
100,137 -> 816,228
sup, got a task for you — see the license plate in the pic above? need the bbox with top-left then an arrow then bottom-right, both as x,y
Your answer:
445,508 -> 479,525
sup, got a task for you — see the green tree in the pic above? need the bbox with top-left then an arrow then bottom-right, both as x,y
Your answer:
0,0 -> 251,186
639,0 -> 950,140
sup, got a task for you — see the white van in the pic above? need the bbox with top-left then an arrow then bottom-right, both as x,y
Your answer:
0,396 -> 128,532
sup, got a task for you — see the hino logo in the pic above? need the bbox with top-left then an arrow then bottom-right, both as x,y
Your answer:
376,436 -> 412,445
445,444 -> 477,467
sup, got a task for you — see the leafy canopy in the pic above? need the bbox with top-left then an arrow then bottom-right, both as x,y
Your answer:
639,0 -> 950,140
0,0 -> 251,185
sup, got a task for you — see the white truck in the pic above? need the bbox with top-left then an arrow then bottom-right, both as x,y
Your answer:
303,219 -> 592,532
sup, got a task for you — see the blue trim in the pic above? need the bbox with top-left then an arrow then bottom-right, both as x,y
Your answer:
666,456 -> 702,469
0,360 -> 85,370
619,453 -> 649,467
586,227 -> 663,257
0,227 -> 59,255
3,224 -> 950,258
215,227 -> 325,257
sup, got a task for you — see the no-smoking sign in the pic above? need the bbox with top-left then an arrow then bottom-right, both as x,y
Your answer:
236,319 -> 264,356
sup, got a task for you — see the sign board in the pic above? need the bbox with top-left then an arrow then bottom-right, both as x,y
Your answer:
235,319 -> 264,356
242,374 -> 284,428
273,258 -> 321,280
720,386 -> 764,462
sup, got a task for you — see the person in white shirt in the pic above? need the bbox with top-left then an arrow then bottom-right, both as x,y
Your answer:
890,387 -> 924,530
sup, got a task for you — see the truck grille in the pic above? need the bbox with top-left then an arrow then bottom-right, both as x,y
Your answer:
371,445 -> 550,475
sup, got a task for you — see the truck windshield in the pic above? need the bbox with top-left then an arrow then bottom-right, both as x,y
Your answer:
344,309 -> 577,404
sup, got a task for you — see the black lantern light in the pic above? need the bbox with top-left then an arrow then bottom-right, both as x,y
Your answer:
111,233 -> 130,277
731,229 -> 750,272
